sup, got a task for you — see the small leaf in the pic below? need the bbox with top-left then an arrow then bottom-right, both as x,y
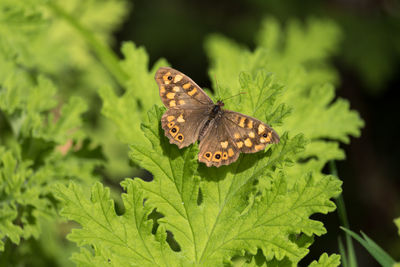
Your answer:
341,227 -> 396,267
308,253 -> 341,267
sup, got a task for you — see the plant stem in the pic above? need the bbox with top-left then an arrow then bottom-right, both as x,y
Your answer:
330,160 -> 358,267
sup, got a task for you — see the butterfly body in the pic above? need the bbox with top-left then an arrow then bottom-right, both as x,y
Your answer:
198,101 -> 224,140
155,67 -> 279,167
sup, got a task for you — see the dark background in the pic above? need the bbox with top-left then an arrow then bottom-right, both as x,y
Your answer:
114,0 -> 400,265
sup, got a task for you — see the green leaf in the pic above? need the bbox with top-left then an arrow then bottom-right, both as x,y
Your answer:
395,217 -> 400,236
0,75 -> 87,144
55,104 -> 342,266
0,148 -> 46,249
257,18 -> 342,66
54,181 -> 184,266
237,71 -> 290,125
0,0 -> 128,90
0,0 -> 124,262
341,227 -> 396,267
0,199 -> 23,250
308,253 -> 341,267
99,42 -> 168,144
256,17 -> 341,86
0,143 -> 99,251
120,42 -> 169,110
392,217 -> 400,267
0,54 -> 98,253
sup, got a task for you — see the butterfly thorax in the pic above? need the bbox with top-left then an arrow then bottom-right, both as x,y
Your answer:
211,100 -> 225,117
198,100 -> 225,140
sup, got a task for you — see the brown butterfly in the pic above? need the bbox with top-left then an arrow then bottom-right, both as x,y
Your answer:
155,67 -> 279,167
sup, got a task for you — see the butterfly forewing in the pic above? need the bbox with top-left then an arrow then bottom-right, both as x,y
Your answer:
156,67 -> 214,149
155,67 -> 213,109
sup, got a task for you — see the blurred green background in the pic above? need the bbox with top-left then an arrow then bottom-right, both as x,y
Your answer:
114,0 -> 400,265
0,0 -> 399,266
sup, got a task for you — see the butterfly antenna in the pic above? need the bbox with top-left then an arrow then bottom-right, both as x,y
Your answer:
213,73 -> 246,101
213,73 -> 221,100
221,92 -> 247,102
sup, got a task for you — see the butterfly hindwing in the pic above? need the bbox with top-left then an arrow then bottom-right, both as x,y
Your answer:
161,108 -> 210,149
223,110 -> 280,153
198,111 -> 279,167
198,119 -> 240,167
155,67 -> 213,109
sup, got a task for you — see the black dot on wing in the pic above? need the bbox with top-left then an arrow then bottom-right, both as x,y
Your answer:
206,153 -> 211,157
178,135 -> 183,140
172,128 -> 177,133
168,76 -> 173,81
215,154 -> 221,159
263,133 -> 268,137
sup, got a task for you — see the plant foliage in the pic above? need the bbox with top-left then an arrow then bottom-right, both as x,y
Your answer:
0,0 -> 126,263
54,18 -> 363,266
0,0 -> 365,265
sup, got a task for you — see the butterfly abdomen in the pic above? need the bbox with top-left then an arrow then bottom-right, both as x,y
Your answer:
198,119 -> 211,141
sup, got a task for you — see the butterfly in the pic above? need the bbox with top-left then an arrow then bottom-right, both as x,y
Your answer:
155,67 -> 280,167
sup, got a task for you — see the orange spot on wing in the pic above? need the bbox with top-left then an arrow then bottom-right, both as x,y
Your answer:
166,92 -> 175,99
258,124 -> 265,134
169,126 -> 179,137
160,86 -> 166,94
177,115 -> 185,122
238,117 -> 246,128
203,152 -> 212,160
174,75 -> 183,82
244,138 -> 252,147
212,151 -> 222,162
220,141 -> 228,149
254,144 -> 265,150
163,72 -> 172,84
175,133 -> 184,142
188,88 -> 197,96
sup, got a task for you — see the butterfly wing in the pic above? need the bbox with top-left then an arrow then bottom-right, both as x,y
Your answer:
155,67 -> 214,148
161,108 -> 210,148
198,118 -> 240,167
155,67 -> 213,109
223,110 -> 280,153
198,110 -> 279,167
